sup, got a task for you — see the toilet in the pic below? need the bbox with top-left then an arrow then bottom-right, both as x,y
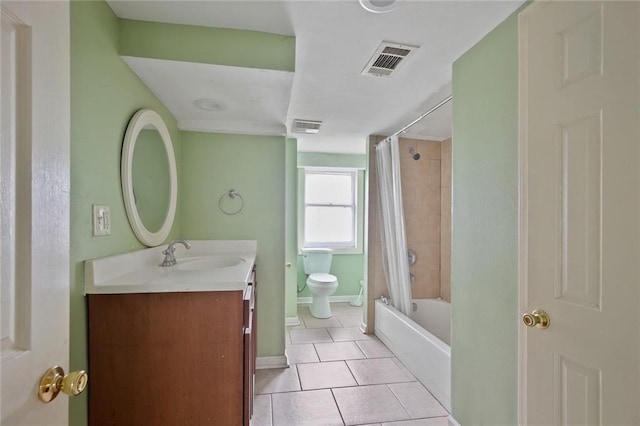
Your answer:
302,248 -> 339,319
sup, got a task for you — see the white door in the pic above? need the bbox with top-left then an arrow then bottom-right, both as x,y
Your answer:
1,1 -> 71,425
519,1 -> 640,424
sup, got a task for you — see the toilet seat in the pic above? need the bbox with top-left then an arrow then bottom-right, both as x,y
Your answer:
308,273 -> 337,284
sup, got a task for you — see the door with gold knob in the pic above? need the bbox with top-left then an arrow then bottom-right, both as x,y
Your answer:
519,1 -> 640,424
1,1 -> 71,424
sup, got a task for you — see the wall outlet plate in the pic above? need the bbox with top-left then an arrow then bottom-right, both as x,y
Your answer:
92,205 -> 111,236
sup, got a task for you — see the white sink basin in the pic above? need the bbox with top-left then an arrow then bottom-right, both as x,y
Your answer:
84,240 -> 257,294
175,256 -> 246,271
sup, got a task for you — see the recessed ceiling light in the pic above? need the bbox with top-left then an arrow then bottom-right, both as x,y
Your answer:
359,0 -> 397,13
193,98 -> 225,112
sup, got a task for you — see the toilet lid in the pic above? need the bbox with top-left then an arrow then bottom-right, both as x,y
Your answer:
308,273 -> 337,283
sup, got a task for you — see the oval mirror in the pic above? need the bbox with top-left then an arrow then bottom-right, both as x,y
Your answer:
121,109 -> 177,247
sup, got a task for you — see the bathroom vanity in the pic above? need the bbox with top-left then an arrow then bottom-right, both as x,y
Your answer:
84,240 -> 257,425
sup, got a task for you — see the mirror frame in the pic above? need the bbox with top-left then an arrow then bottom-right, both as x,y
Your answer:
121,109 -> 177,247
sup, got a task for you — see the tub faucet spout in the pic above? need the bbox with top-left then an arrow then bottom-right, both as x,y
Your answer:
160,239 -> 191,267
380,295 -> 389,305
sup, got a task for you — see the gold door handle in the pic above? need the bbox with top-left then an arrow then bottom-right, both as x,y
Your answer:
522,309 -> 550,329
38,366 -> 88,403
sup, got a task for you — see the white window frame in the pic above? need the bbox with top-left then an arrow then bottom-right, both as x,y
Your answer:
299,167 -> 360,252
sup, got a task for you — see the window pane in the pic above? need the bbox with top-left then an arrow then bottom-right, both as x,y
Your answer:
305,173 -> 352,204
305,206 -> 354,243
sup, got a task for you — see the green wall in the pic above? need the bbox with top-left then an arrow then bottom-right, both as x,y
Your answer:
180,132 -> 286,357
70,1 -> 181,424
451,10 -> 519,425
119,19 -> 295,72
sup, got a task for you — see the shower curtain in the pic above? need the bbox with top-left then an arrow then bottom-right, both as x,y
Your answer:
375,136 -> 413,316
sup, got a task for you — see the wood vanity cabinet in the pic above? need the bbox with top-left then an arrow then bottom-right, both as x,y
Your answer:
87,266 -> 257,426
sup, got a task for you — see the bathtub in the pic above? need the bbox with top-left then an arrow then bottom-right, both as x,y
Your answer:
374,298 -> 451,411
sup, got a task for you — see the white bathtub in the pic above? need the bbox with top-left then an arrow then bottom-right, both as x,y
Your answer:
374,298 -> 451,411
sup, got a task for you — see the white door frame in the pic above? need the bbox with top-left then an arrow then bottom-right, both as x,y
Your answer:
517,2 -> 541,422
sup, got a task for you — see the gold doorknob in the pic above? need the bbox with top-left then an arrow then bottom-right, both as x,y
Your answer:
38,366 -> 88,403
522,309 -> 550,329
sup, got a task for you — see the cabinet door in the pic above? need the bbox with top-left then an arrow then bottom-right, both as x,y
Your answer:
89,292 -> 244,425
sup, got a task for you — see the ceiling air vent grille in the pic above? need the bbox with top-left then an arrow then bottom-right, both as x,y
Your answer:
362,42 -> 419,77
292,119 -> 322,134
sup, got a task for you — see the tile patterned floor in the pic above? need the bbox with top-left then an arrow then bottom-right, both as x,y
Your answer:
251,303 -> 448,426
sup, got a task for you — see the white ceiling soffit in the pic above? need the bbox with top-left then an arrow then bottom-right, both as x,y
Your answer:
297,136 -> 367,155
122,56 -> 294,136
107,0 -> 296,36
109,0 -> 525,141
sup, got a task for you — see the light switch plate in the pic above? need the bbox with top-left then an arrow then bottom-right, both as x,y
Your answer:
92,205 -> 111,236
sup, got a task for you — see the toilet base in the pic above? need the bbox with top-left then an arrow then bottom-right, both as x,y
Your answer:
310,295 -> 332,319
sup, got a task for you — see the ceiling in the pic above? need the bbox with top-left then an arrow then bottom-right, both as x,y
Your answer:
107,0 -> 524,149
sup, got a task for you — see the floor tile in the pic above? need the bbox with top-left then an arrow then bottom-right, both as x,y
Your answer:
332,384 -> 411,425
286,318 -> 306,330
250,394 -> 272,426
298,361 -> 357,390
347,358 -> 413,385
327,327 -> 374,342
286,343 -> 320,364
388,382 -> 448,418
290,328 -> 334,344
382,418 -> 449,426
330,302 -> 358,313
271,304 -> 444,426
335,312 -> 364,327
255,367 -> 301,394
356,340 -> 394,358
297,305 -> 312,316
391,358 -> 417,381
303,316 -> 342,329
315,341 -> 366,362
272,389 -> 344,426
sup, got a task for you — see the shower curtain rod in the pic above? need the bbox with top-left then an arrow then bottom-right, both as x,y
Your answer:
378,95 -> 453,144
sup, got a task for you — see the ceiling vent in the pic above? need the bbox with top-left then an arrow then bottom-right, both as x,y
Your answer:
292,119 -> 322,134
362,42 -> 419,77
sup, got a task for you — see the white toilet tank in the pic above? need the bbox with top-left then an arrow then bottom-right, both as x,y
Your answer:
302,248 -> 333,274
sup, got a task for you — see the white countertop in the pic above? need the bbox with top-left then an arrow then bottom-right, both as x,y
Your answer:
84,240 -> 257,295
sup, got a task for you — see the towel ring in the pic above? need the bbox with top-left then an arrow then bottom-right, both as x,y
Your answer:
218,189 -> 244,215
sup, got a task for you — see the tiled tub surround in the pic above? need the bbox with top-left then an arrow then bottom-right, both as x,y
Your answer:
366,136 -> 452,332
251,304 -> 449,426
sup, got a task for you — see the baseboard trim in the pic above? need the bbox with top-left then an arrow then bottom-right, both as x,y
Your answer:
285,316 -> 301,326
297,295 -> 358,304
448,415 -> 461,426
256,355 -> 289,370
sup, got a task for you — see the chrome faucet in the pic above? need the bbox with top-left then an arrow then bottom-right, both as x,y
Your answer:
160,239 -> 191,267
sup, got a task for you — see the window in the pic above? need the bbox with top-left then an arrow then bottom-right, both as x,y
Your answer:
303,169 -> 357,249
